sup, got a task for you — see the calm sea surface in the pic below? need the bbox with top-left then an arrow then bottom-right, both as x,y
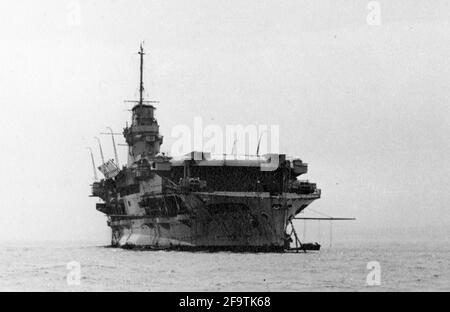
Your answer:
0,241 -> 448,291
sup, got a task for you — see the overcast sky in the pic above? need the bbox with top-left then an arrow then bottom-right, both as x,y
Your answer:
0,0 -> 449,243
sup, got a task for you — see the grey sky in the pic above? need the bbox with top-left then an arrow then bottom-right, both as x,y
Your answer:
0,0 -> 449,243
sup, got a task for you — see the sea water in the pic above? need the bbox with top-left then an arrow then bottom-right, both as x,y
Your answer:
0,241 -> 448,291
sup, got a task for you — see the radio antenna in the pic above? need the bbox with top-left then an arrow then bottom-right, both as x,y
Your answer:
86,147 -> 98,181
94,136 -> 105,164
106,127 -> 119,167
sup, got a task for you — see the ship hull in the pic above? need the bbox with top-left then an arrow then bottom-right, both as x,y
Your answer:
108,192 -> 319,251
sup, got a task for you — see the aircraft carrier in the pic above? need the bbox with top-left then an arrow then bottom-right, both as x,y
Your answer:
89,45 -> 321,251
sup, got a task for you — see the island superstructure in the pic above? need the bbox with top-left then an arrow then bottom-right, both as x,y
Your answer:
90,45 -> 321,251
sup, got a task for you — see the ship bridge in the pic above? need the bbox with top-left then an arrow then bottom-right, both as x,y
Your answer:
123,44 -> 164,165
123,104 -> 163,164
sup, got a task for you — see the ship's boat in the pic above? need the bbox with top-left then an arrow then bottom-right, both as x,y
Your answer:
89,45 -> 321,252
300,243 -> 321,251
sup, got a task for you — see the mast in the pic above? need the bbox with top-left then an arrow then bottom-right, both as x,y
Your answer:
138,43 -> 145,110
